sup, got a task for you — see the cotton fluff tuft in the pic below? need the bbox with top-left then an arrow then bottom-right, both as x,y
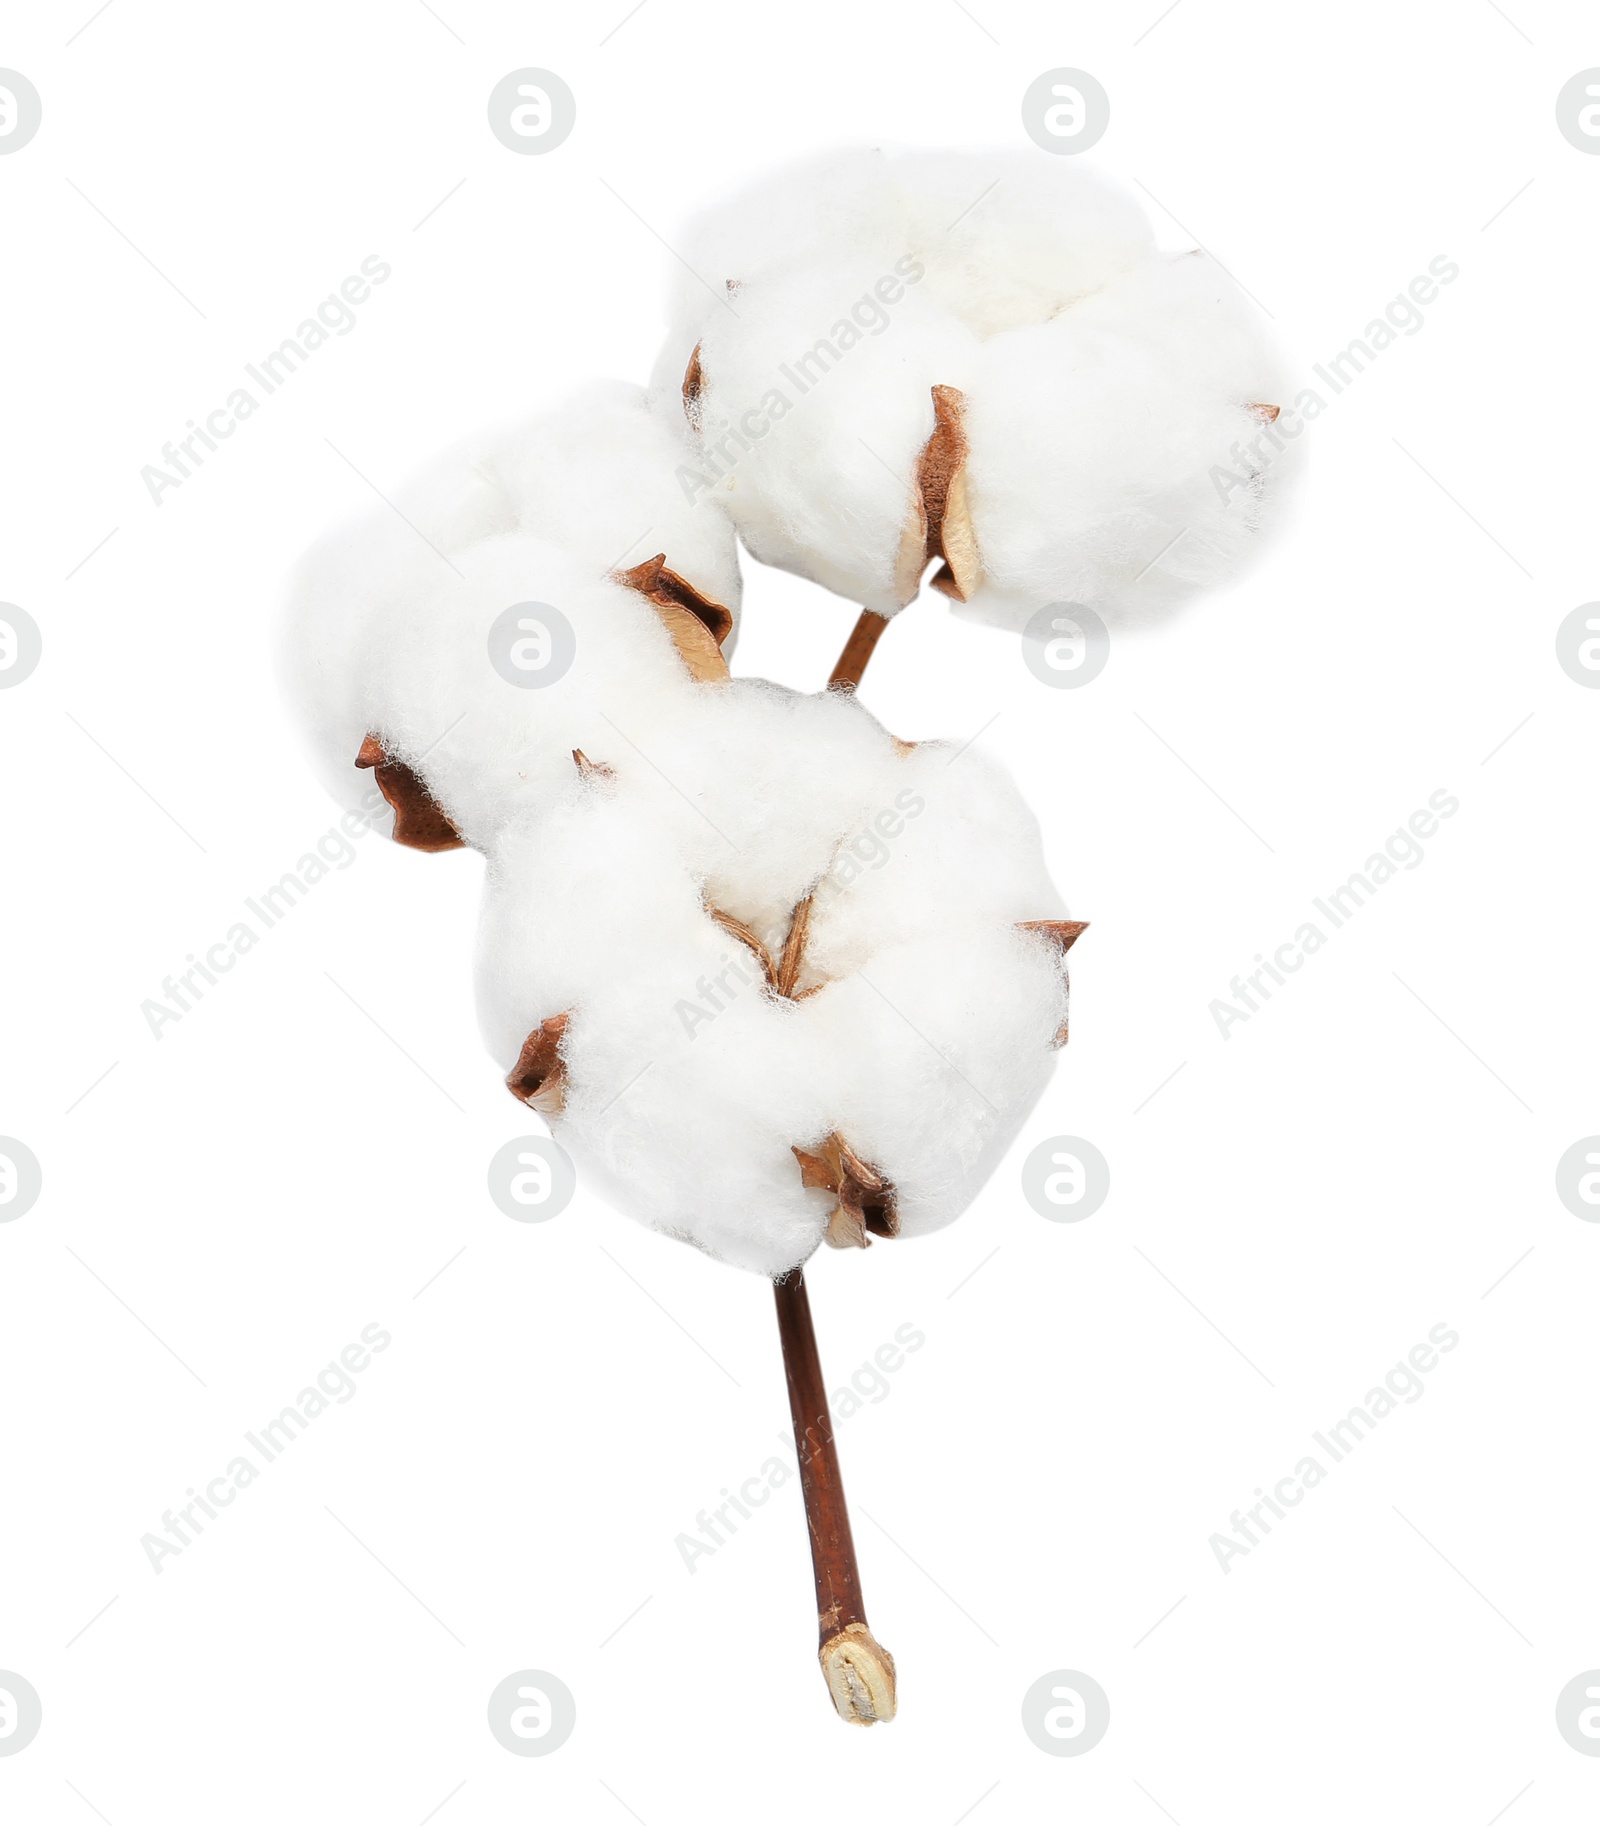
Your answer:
655,147 -> 1298,629
286,387 -> 1079,1277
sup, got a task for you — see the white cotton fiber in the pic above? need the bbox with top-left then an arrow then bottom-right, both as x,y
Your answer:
656,147 -> 1298,629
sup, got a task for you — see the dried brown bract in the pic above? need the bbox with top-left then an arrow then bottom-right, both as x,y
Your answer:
707,906 -> 777,986
794,1131 -> 898,1250
355,734 -> 465,853
506,1011 -> 572,1116
613,553 -> 733,683
895,384 -> 981,606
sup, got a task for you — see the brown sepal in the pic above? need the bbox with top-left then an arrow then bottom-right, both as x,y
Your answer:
506,1012 -> 572,1116
776,895 -> 814,999
793,1132 -> 898,1248
706,895 -> 819,1001
355,734 -> 465,853
708,906 -> 777,987
894,384 -> 981,606
1018,918 -> 1089,955
613,553 -> 733,683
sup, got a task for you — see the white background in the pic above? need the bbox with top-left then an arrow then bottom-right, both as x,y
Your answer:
2,0 -> 1597,1820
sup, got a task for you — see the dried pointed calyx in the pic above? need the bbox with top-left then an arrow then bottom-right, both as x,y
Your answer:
794,1131 -> 897,1250
612,552 -> 734,683
355,734 -> 464,853
895,384 -> 980,606
506,1012 -> 571,1115
708,893 -> 817,1001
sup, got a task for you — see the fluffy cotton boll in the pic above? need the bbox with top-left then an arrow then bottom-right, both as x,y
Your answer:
475,704 -> 1075,1276
955,253 -> 1301,631
658,146 -> 1290,623
282,383 -> 741,842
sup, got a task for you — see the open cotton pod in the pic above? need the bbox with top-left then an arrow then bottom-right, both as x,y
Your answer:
657,146 -> 1298,650
476,694 -> 1077,1277
282,379 -> 739,847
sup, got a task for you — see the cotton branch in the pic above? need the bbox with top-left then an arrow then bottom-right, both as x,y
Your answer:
772,1269 -> 897,1724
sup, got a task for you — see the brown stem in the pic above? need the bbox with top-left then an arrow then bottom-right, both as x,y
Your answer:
773,1269 -> 897,1724
827,609 -> 891,693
